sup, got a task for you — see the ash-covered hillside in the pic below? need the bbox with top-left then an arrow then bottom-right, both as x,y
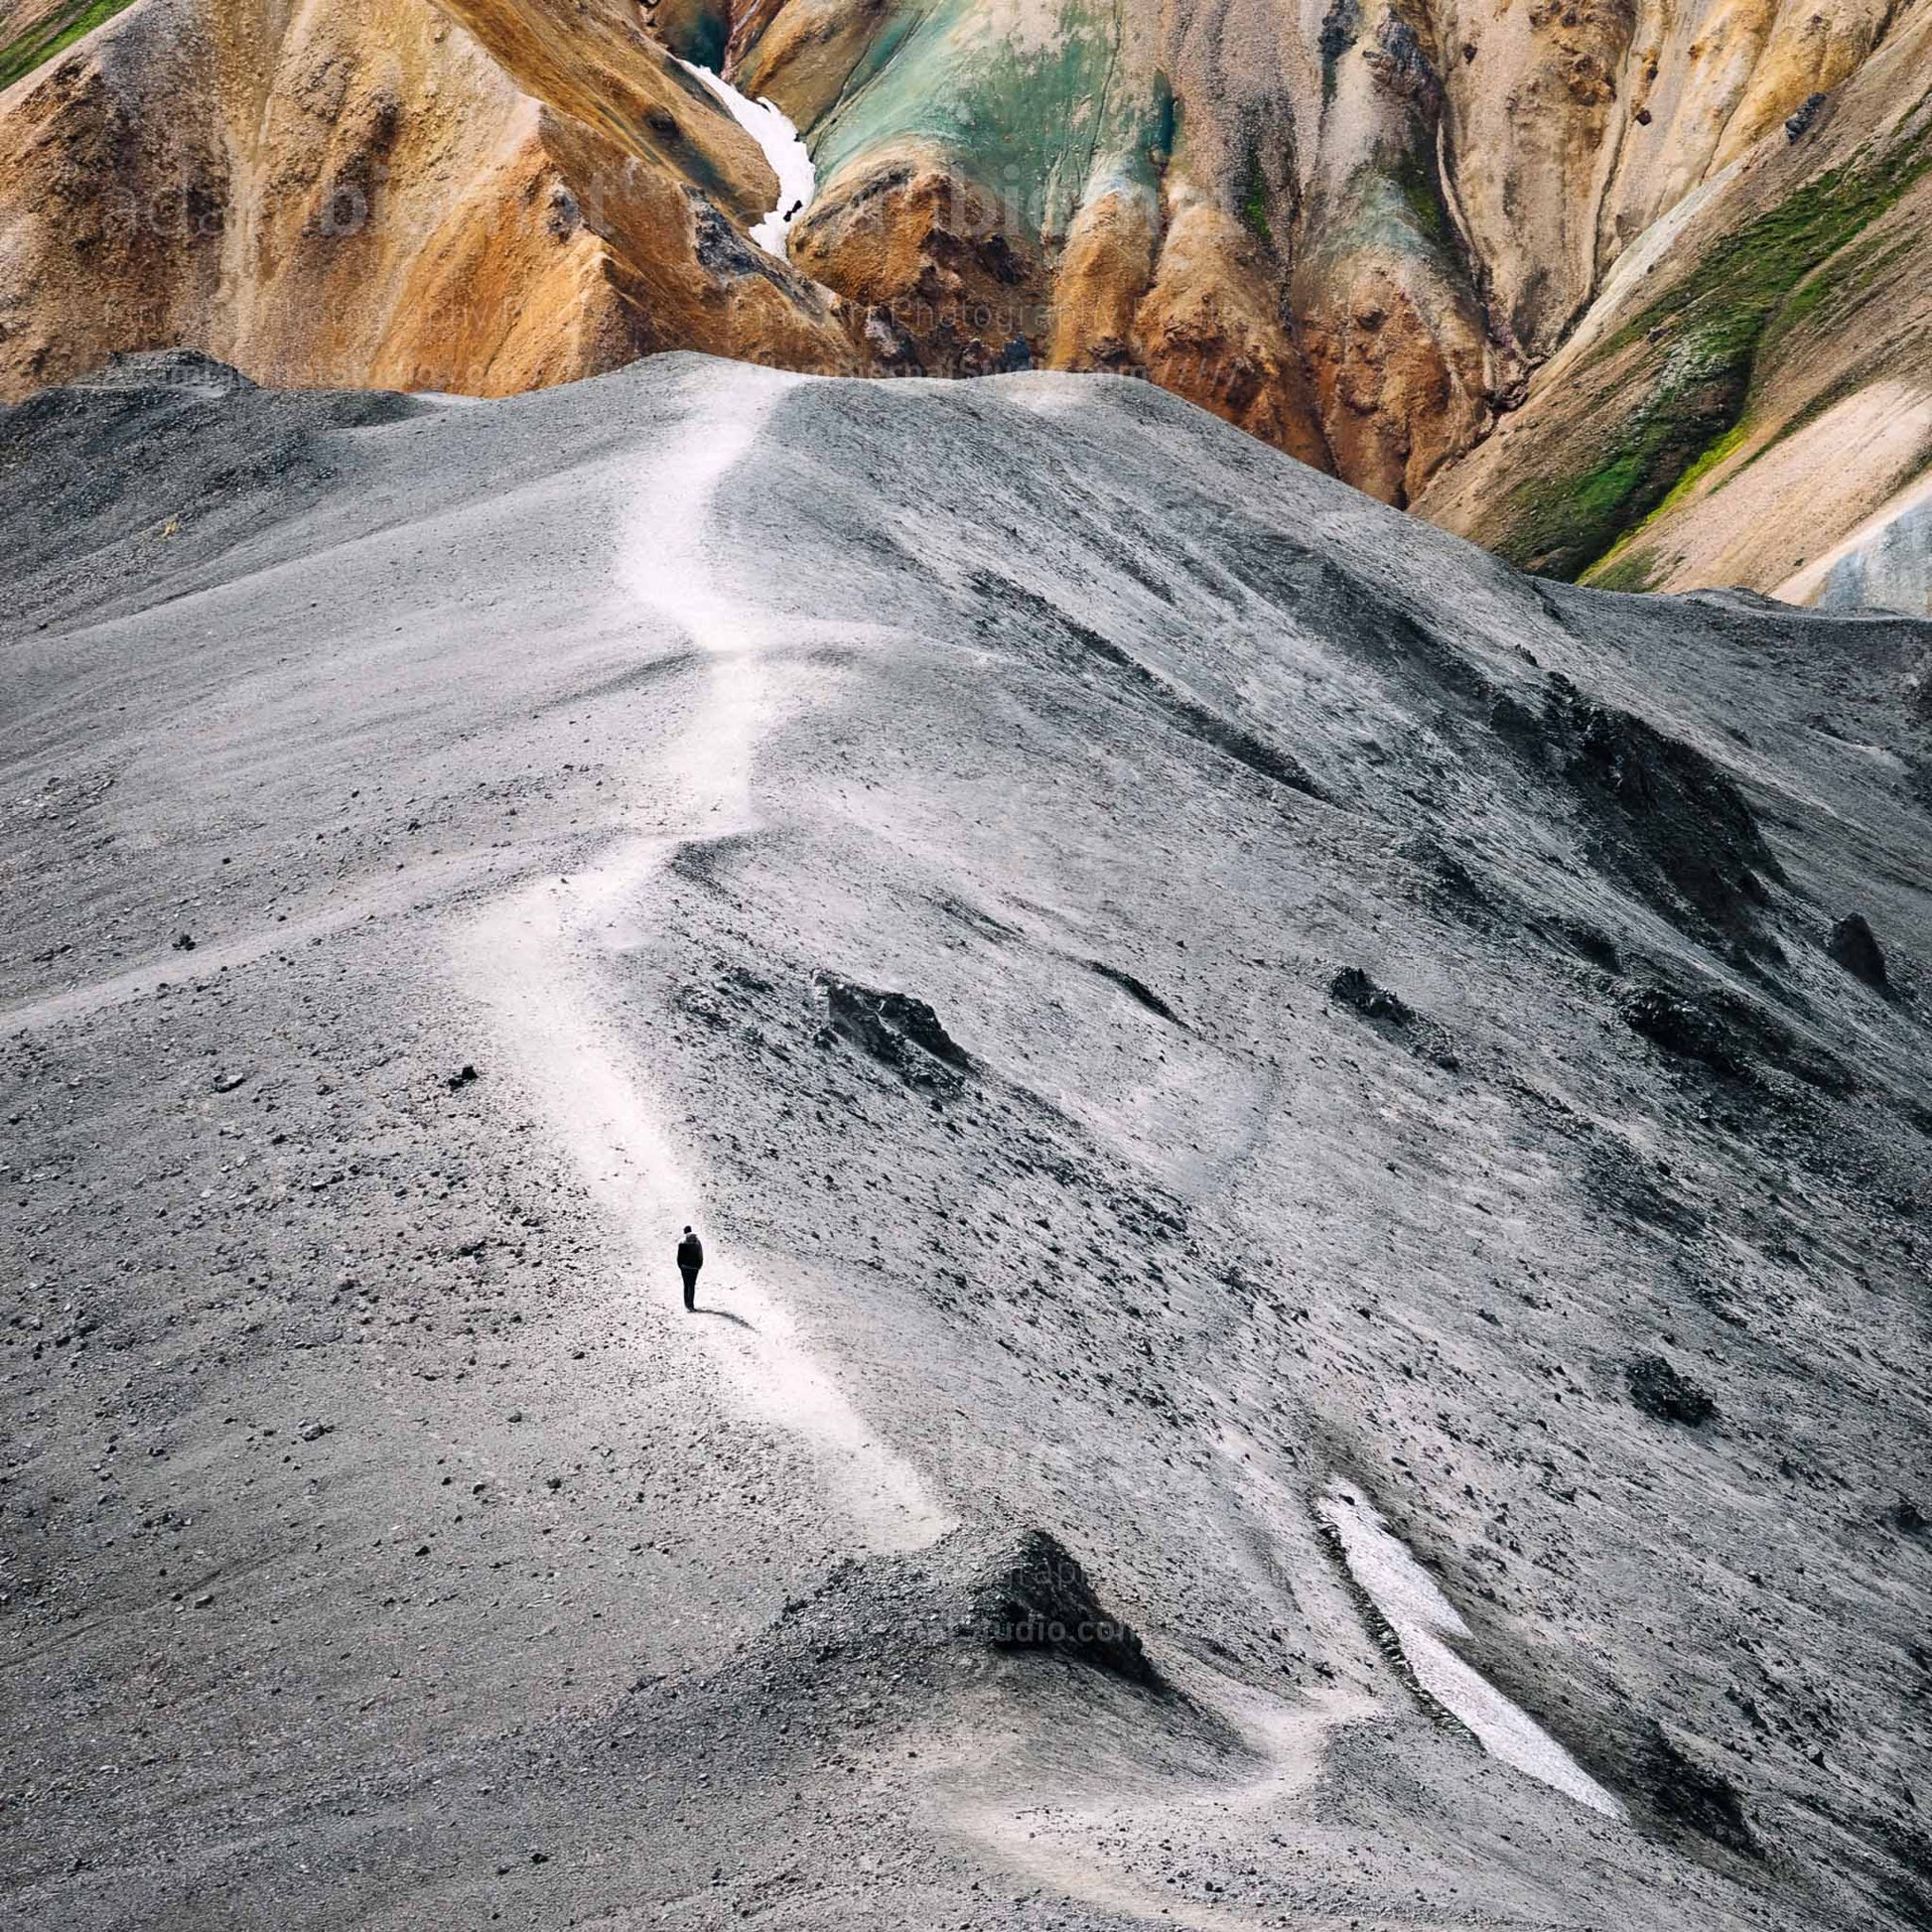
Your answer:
3,349 -> 1930,1931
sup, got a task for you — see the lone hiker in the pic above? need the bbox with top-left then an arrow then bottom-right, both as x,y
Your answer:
676,1225 -> 704,1311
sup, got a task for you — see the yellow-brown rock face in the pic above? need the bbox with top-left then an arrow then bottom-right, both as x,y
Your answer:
0,0 -> 858,400
728,0 -> 1926,531
1413,6 -> 1932,604
1131,194 -> 1330,471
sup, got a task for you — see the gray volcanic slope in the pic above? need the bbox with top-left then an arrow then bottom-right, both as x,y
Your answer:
4,349 -> 1931,1932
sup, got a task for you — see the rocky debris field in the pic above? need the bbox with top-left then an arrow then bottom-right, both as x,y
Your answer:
3,349 -> 1931,1929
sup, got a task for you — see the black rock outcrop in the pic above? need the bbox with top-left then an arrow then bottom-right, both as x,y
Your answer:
815,973 -> 971,1090
1828,913 -> 1887,987
968,1529 -> 1160,1688
1627,1355 -> 1717,1426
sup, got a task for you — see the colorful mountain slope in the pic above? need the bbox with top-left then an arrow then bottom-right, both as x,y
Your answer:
0,0 -> 1926,606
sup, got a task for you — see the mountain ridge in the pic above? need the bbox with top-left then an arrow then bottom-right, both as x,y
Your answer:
4,349 -> 1931,1928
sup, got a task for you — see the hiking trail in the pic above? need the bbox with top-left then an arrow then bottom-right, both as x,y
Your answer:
457,363 -> 948,1554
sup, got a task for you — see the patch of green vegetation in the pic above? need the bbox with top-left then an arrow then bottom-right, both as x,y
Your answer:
1651,419 -> 1751,519
1497,366 -> 1740,579
1149,73 -> 1175,173
1581,450 -> 1652,522
1576,413 -> 1761,579
1240,136 -> 1285,249
1574,414 -> 1752,587
1610,136 -> 1932,366
1308,153 -> 1460,274
1583,543 -> 1664,595
1677,227 -> 1903,473
0,0 -> 136,90
1495,127 -> 1932,581
1769,266 -> 1835,340
809,0 -> 1156,242
1391,148 -> 1451,249
1241,181 -> 1272,247
1749,227 -> 1914,398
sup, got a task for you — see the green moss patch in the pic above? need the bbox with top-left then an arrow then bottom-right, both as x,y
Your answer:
1576,417 -> 1753,589
0,0 -> 138,90
1749,361 -> 1884,465
1391,149 -> 1451,249
1648,419 -> 1750,517
1583,545 -> 1665,594
1241,179 -> 1272,247
1766,223 -> 1913,347
1305,150 -> 1463,280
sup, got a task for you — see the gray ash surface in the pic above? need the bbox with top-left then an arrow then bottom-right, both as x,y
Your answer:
3,352 -> 1930,1930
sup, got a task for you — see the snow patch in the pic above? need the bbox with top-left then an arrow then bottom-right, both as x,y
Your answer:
679,60 -> 815,257
1319,1481 -> 1626,1819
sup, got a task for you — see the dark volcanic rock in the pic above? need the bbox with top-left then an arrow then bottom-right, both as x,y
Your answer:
1330,965 -> 1461,1068
1642,1724 -> 1759,1857
1784,91 -> 1829,140
969,1529 -> 1160,1688
815,973 -> 970,1089
1559,919 -> 1621,972
1329,966 -> 1413,1026
1087,959 -> 1182,1024
1537,675 -> 1778,940
1827,913 -> 1888,987
1627,1355 -> 1717,1426
1621,980 -> 1856,1094
1621,987 -> 1742,1074
967,570 -> 1330,802
76,348 -> 257,395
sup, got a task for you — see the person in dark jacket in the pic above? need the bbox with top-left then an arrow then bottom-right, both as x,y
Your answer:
676,1226 -> 704,1311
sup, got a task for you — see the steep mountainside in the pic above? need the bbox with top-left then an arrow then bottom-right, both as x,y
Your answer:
1,0 -> 1927,606
4,351 -> 1931,1929
1415,6 -> 1932,610
733,0 -> 1927,509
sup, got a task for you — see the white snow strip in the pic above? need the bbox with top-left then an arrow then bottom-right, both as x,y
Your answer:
679,59 -> 815,257
1319,1481 -> 1626,1819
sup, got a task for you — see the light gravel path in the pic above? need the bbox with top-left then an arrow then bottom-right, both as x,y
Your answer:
955,1674 -> 1386,1932
1,846 -> 518,1035
456,366 -> 949,1553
